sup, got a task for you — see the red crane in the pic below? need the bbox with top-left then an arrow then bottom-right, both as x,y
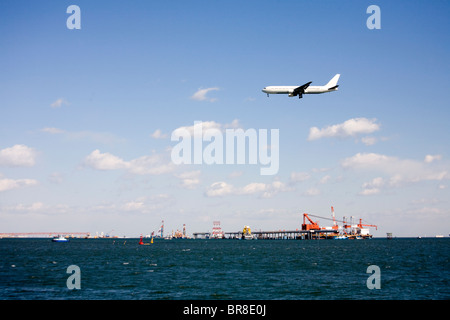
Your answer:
302,213 -> 321,231
358,218 -> 377,230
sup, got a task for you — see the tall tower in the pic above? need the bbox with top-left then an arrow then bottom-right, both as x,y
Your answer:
212,221 -> 224,239
331,206 -> 338,230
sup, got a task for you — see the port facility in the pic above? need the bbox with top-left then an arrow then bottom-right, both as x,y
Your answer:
193,229 -> 339,240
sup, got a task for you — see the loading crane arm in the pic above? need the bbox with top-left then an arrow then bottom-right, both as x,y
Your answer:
302,213 -> 320,230
358,219 -> 377,230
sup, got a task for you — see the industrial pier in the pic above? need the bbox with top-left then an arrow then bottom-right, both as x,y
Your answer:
193,229 -> 339,240
193,208 -> 378,240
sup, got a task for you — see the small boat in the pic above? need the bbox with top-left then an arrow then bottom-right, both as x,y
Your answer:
334,235 -> 348,240
52,235 -> 69,242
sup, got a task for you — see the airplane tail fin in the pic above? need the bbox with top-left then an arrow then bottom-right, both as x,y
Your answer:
325,74 -> 340,90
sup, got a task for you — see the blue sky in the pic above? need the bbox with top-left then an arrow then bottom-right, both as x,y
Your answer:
1,0 -> 449,237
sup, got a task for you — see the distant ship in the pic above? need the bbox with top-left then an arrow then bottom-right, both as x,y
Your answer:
242,226 -> 253,240
52,235 -> 69,242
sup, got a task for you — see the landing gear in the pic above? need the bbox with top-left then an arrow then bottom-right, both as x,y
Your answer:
267,93 -> 269,97
298,94 -> 303,99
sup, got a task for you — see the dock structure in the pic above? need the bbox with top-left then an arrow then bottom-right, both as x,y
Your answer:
193,229 -> 338,240
192,208 -> 377,240
0,232 -> 91,238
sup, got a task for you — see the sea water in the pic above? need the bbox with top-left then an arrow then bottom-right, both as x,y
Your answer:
0,238 -> 448,300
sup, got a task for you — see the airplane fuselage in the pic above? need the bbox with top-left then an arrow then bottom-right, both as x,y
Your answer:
262,74 -> 340,98
262,85 -> 337,96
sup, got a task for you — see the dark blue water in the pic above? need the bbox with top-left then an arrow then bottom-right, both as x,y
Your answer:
0,238 -> 448,300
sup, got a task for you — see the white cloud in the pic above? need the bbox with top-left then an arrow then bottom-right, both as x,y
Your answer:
303,187 -> 320,196
0,144 -> 37,167
2,202 -> 72,217
241,182 -> 267,195
205,180 -> 291,198
0,177 -> 38,192
172,119 -> 240,138
424,154 -> 442,163
120,194 -> 173,213
342,152 -> 449,194
84,150 -> 129,170
123,200 -> 145,211
83,150 -> 174,175
319,175 -> 331,184
175,170 -> 201,189
50,98 -> 69,108
171,119 -> 241,141
359,177 -> 384,195
128,154 -> 175,175
41,127 -> 66,134
289,171 -> 311,183
308,118 -> 380,141
360,136 -> 377,146
341,152 -> 391,170
260,181 -> 291,198
5,202 -> 45,212
151,129 -> 168,139
191,87 -> 220,102
204,181 -> 234,197
312,167 -> 331,173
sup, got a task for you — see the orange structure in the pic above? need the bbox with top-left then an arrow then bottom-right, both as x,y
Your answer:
301,213 -> 321,231
358,219 -> 377,230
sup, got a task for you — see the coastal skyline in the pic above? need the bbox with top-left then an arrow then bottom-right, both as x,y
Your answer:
1,0 -> 449,237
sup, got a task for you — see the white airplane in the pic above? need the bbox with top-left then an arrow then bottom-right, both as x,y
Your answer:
262,74 -> 340,99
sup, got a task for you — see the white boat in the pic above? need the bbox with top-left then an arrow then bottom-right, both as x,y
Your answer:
334,235 -> 348,240
52,235 -> 69,242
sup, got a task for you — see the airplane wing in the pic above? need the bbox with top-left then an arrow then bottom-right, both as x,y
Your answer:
292,81 -> 312,97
